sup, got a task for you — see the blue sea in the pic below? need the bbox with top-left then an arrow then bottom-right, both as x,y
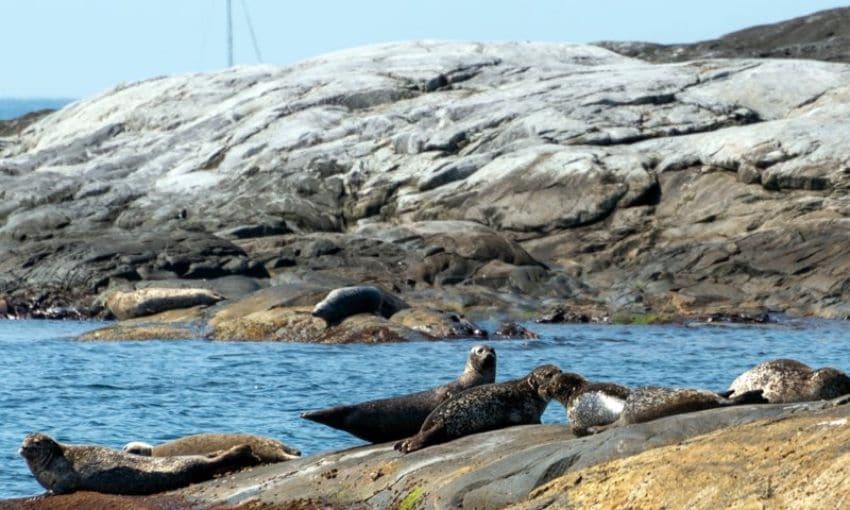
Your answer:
0,98 -> 74,121
1,318 -> 849,498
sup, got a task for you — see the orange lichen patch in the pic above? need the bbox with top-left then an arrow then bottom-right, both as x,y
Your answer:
513,411 -> 850,509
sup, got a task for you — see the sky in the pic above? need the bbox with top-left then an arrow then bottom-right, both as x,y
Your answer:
1,0 -> 848,99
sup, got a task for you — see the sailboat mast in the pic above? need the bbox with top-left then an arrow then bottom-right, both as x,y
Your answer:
226,0 -> 234,67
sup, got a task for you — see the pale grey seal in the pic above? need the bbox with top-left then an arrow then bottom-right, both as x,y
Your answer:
123,433 -> 300,463
302,344 -> 497,442
724,358 -> 850,403
19,432 -> 259,495
394,364 -> 561,453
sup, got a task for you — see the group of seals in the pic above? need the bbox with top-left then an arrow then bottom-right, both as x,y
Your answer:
19,433 -> 260,495
122,433 -> 301,463
301,344 -> 496,442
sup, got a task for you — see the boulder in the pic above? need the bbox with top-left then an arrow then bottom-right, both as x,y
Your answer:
105,287 -> 224,320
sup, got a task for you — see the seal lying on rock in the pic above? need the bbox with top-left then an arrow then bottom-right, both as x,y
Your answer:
19,433 -> 259,495
546,372 -> 632,436
311,286 -> 408,326
302,344 -> 497,442
585,386 -> 767,434
723,358 -> 850,403
123,433 -> 300,463
394,364 -> 561,453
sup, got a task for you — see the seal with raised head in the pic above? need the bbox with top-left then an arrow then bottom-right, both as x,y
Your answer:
19,432 -> 260,495
302,344 -> 497,443
546,372 -> 631,436
394,364 -> 561,454
123,433 -> 300,463
723,358 -> 850,403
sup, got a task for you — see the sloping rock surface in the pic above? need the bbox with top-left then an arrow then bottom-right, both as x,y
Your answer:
598,7 -> 850,63
3,31 -> 850,322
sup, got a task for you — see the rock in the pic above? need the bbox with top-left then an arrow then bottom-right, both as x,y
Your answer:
3,13 -> 850,321
136,399 -> 847,509
517,401 -> 850,509
105,287 -> 224,320
493,321 -> 539,339
597,7 -> 850,64
389,307 -> 487,339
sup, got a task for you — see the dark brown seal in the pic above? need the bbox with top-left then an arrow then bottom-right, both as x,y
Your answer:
311,286 -> 408,326
301,344 -> 497,442
123,433 -> 300,463
19,433 -> 259,495
546,372 -> 631,436
394,364 -> 561,453
725,358 -> 850,403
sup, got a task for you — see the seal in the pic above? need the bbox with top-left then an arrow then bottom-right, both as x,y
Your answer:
311,286 -> 384,326
548,373 -> 767,435
394,364 -> 561,454
302,344 -> 497,442
123,433 -> 300,463
546,372 -> 631,436
724,358 -> 850,403
19,432 -> 260,495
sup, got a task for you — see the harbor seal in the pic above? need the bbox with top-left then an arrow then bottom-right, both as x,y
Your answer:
302,344 -> 497,442
312,286 -> 387,326
548,373 -> 767,435
546,372 -> 631,436
724,358 -> 850,403
19,432 -> 259,495
394,364 -> 561,453
123,433 -> 300,463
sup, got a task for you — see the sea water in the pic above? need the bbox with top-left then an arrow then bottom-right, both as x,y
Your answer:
0,98 -> 73,121
1,318 -> 849,497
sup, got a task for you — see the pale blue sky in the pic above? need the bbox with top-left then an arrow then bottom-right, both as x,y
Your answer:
1,1 -> 847,98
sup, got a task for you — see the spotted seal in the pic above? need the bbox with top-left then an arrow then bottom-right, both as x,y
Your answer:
394,364 -> 561,453
19,432 -> 259,495
311,286 -> 409,326
724,358 -> 850,403
302,344 -> 496,442
548,373 -> 767,435
123,433 -> 300,463
546,372 -> 631,436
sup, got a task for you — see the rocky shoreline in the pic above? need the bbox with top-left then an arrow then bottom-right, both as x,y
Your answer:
3,399 -> 848,509
5,9 -> 850,338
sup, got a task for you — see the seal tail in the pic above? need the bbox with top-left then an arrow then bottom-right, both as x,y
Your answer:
724,389 -> 768,405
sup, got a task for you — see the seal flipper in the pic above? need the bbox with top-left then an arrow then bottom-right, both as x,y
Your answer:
726,389 -> 767,405
716,389 -> 735,398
